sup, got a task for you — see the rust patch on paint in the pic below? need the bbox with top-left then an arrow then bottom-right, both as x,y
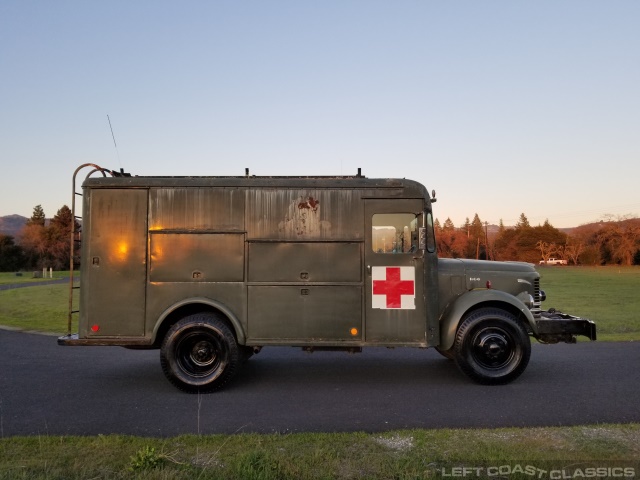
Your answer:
298,196 -> 320,212
280,195 -> 330,237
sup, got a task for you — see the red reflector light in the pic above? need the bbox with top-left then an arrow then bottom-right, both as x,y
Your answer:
91,325 -> 100,332
486,280 -> 492,289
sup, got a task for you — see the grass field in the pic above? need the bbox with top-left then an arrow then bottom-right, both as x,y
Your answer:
537,266 -> 640,341
1,425 -> 639,479
0,282 -> 77,335
0,271 -> 70,285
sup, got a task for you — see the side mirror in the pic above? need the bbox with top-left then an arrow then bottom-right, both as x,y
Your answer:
419,227 -> 427,251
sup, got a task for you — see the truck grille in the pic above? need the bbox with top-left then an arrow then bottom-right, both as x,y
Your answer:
532,278 -> 542,318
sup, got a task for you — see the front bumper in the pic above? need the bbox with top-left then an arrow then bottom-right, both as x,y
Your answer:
534,309 -> 597,343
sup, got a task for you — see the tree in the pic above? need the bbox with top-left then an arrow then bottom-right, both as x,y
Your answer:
583,220 -> 640,265
458,214 -> 477,258
536,241 -> 557,263
443,218 -> 455,231
564,242 -> 584,265
493,226 -> 519,261
27,205 -> 46,227
461,217 -> 471,238
534,220 -> 568,262
605,224 -> 640,265
516,213 -> 530,230
19,225 -> 47,269
47,205 -> 79,269
436,217 -> 458,257
492,215 -> 567,263
470,214 -> 484,239
435,216 -> 481,259
18,204 -> 81,269
469,214 -> 485,259
438,212 -> 640,264
566,222 -> 602,265
0,235 -> 25,271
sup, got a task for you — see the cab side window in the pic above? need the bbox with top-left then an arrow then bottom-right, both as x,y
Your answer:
372,213 -> 418,253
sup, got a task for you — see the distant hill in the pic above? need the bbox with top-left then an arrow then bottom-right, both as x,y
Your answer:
0,215 -> 28,237
566,217 -> 640,237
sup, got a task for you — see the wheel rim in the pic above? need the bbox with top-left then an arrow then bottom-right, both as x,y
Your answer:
470,326 -> 516,370
175,330 -> 227,379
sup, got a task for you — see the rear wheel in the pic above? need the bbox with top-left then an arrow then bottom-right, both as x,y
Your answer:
435,346 -> 455,360
240,346 -> 254,363
454,308 -> 531,385
160,312 -> 240,393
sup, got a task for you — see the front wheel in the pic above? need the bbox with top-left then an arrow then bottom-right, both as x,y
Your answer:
454,308 -> 531,385
160,312 -> 240,393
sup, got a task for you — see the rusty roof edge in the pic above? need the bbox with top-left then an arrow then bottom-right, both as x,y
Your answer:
82,175 -> 432,205
83,175 -> 427,190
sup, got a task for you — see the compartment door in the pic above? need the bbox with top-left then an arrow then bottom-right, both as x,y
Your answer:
247,241 -> 362,342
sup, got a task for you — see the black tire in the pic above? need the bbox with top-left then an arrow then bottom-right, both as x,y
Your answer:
160,312 -> 240,393
453,308 -> 531,385
435,346 -> 455,360
240,345 -> 254,363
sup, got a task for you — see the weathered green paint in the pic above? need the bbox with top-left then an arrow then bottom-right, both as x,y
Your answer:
62,168 -> 594,354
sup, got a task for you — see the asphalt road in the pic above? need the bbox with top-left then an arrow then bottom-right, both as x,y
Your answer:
1,329 -> 639,437
0,278 -> 69,291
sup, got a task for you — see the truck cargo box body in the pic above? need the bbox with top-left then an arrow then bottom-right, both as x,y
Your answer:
75,175 -> 438,348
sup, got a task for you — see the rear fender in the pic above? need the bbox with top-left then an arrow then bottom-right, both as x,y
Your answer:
152,297 -> 246,345
439,289 -> 536,351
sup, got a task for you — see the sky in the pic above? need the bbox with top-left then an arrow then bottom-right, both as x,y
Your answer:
1,1 -> 639,228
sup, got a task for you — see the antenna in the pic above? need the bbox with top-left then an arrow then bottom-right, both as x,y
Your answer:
107,114 -> 122,169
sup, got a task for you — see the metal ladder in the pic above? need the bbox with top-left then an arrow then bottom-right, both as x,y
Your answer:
66,163 -> 111,336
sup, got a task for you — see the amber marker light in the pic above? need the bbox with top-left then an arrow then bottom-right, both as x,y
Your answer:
350,328 -> 358,336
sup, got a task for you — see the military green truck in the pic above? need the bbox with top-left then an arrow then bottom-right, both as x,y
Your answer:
59,163 -> 596,392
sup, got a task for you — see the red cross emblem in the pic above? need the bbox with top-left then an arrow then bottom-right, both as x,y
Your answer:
372,266 -> 415,309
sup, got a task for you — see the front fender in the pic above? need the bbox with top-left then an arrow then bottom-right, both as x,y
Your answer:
439,289 -> 536,351
152,297 -> 246,345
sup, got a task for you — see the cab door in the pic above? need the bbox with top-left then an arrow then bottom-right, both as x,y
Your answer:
364,199 -> 426,344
